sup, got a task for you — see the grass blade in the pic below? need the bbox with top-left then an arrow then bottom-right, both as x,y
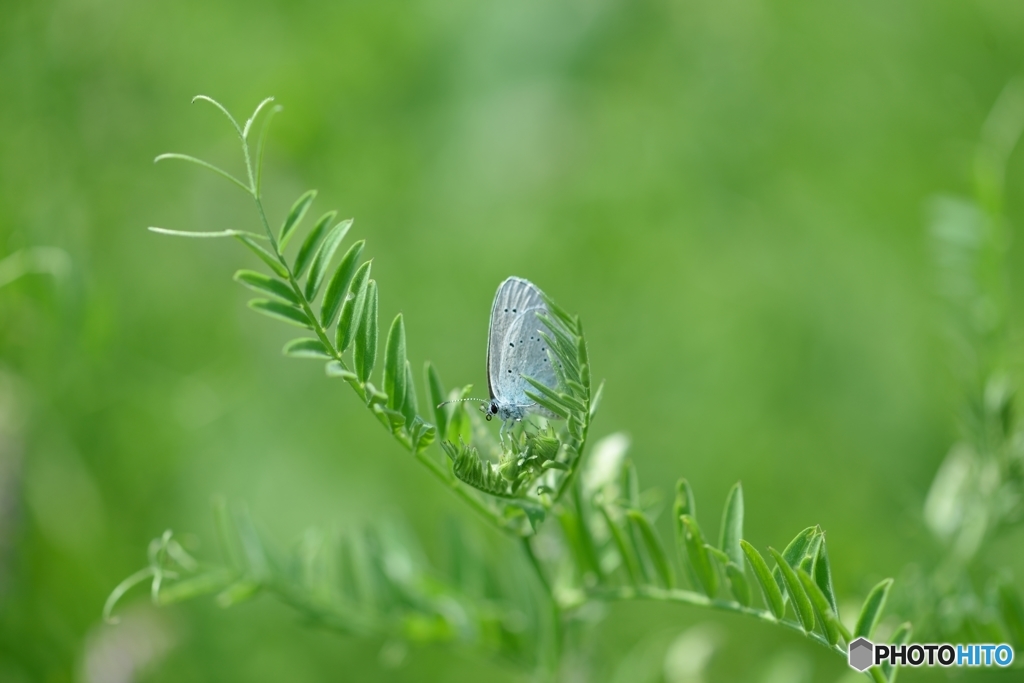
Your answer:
320,240 -> 365,327
740,540 -> 784,619
278,190 -> 316,252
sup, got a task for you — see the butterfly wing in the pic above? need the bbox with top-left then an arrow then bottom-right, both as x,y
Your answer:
496,311 -> 560,418
487,277 -> 549,400
486,277 -> 560,419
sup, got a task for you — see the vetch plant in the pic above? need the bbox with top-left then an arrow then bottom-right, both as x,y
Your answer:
107,95 -> 967,682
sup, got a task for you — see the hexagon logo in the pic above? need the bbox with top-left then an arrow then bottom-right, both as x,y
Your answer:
849,637 -> 874,672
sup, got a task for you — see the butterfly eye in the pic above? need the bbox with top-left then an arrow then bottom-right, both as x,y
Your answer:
490,404 -> 499,414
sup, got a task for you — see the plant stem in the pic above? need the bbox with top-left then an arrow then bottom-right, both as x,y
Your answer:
415,449 -> 515,532
240,139 -> 527,537
522,537 -> 562,681
572,585 -> 846,657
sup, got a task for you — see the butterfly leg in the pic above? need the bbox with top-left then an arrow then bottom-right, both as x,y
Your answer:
498,419 -> 508,450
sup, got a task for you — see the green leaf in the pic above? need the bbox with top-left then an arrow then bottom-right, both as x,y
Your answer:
626,509 -> 674,588
998,581 -> 1024,648
401,360 -> 418,426
325,360 -> 358,381
813,536 -> 839,617
215,578 -> 263,607
558,510 -> 602,583
354,280 -> 378,383
772,526 -> 817,600
680,515 -> 718,597
673,479 -> 700,589
797,568 -> 840,645
364,381 -> 388,407
539,292 -> 578,334
599,504 -> 642,586
719,482 -> 744,568
384,314 -> 408,414
233,270 -> 298,304
248,299 -> 312,329
294,211 -> 336,278
304,218 -> 353,300
408,416 -> 435,454
336,262 -> 372,353
523,375 -> 577,414
235,234 -> 288,278
234,508 -> 269,581
373,404 -> 406,435
769,547 -> 815,632
524,506 -> 546,532
523,390 -> 570,420
426,362 -> 448,441
854,578 -> 893,639
283,338 -> 331,359
740,540 -> 785,619
278,190 -> 316,252
883,622 -> 913,682
556,391 -> 587,414
674,478 -> 696,524
320,240 -> 365,327
725,562 -> 752,607
589,379 -> 605,418
155,569 -> 236,605
212,496 -> 242,571
624,461 -> 641,509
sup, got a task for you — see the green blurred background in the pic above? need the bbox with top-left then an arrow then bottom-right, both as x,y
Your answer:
2,0 -> 1024,681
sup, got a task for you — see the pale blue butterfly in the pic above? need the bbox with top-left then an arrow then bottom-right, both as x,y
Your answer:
441,276 -> 561,445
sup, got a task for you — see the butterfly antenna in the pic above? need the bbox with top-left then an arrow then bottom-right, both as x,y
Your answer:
437,397 -> 488,409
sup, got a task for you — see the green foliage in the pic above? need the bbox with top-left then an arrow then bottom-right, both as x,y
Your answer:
888,80 -> 1024,654
107,96 -> 934,682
